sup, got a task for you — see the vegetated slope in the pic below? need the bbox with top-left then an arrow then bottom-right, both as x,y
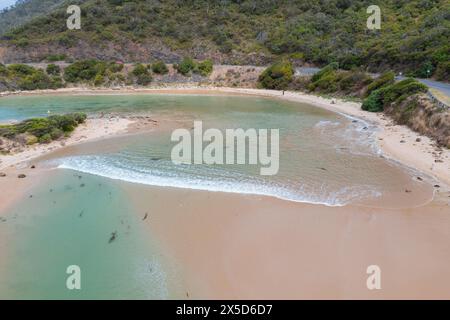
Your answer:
0,0 -> 70,36
0,0 -> 449,80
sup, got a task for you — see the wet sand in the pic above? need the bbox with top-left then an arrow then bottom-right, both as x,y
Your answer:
125,183 -> 450,299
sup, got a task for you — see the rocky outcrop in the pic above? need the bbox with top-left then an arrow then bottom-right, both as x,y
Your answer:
0,38 -> 273,65
385,94 -> 450,148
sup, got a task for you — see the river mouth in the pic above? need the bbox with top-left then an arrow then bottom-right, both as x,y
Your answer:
0,93 -> 436,298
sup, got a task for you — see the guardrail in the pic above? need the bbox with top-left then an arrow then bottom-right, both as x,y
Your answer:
427,90 -> 449,110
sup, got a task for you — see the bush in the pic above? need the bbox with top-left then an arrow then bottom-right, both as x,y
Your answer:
46,54 -> 67,62
94,74 -> 105,86
339,71 -> 372,92
361,78 -> 428,113
257,60 -> 294,90
435,61 -> 450,82
64,60 -> 99,82
0,113 -> 87,144
130,64 -> 152,85
18,70 -> 61,90
151,61 -> 169,74
46,64 -> 60,76
382,78 -> 428,105
365,71 -> 395,97
131,63 -> 149,77
196,59 -> 213,76
7,64 -> 35,76
362,89 -> 384,112
311,62 -> 339,83
175,57 -> 196,76
136,73 -> 152,85
39,133 -> 52,144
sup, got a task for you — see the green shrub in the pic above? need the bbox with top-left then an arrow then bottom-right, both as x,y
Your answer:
310,70 -> 341,93
196,59 -> 213,76
108,62 -> 124,73
257,60 -> 294,90
136,74 -> 152,85
414,61 -> 435,79
46,54 -> 67,62
361,78 -> 428,113
151,61 -> 169,74
64,60 -> 99,82
382,78 -> 428,105
131,63 -> 149,77
7,64 -> 35,76
435,61 -> 450,82
130,64 -> 152,85
0,63 -> 8,76
0,113 -> 87,144
311,62 -> 339,83
175,57 -> 196,76
39,133 -> 52,144
339,71 -> 372,92
18,70 -> 60,90
365,71 -> 395,97
362,89 -> 384,112
94,73 -> 105,86
46,64 -> 61,75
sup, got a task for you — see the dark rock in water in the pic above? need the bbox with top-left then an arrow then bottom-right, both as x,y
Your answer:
363,127 -> 368,130
405,189 -> 412,193
29,195 -> 33,198
416,138 -> 421,142
318,167 -> 327,171
18,174 -> 26,179
151,157 -> 162,161
79,210 -> 84,218
434,185 -> 441,188
31,165 -> 36,169
143,212 -> 148,221
80,183 -> 85,188
400,140 -> 406,143
0,172 -> 6,177
417,177 -> 423,181
352,120 -> 358,123
109,231 -> 117,243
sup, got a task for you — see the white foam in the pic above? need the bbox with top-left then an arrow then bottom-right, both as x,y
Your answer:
53,156 -> 377,207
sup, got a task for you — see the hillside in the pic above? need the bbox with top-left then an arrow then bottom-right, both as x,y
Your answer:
0,0 -> 449,80
0,0 -> 69,36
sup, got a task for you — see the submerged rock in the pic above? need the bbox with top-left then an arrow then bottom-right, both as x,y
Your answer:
108,231 -> 117,243
0,172 -> 6,177
17,174 -> 26,179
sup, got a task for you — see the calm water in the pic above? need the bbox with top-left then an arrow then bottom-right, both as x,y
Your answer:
0,94 -> 433,298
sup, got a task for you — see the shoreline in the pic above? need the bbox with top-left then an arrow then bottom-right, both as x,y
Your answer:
1,86 -> 450,299
1,86 -> 449,189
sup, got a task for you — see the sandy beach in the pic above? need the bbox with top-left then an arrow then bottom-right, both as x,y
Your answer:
125,183 -> 450,299
1,87 -> 450,299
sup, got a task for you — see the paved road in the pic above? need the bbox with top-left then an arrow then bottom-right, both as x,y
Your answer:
295,67 -> 450,98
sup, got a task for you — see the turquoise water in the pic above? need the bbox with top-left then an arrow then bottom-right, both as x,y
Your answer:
0,171 -> 172,299
0,94 -> 433,298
